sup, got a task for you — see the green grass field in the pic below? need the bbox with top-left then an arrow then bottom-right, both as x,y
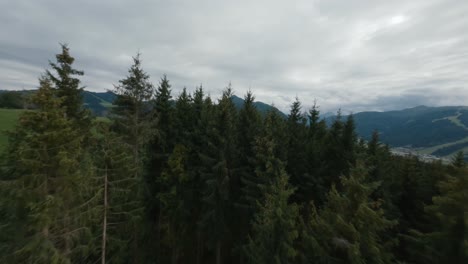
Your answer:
0,109 -> 23,149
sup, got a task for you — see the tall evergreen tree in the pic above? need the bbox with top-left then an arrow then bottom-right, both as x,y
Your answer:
245,134 -> 299,264
236,90 -> 262,257
0,78 -> 89,263
174,88 -> 193,144
88,121 -> 142,264
323,109 -> 346,187
111,53 -> 156,262
46,44 -> 89,126
158,144 -> 194,264
286,97 -> 308,203
199,86 -> 237,264
451,151 -> 465,168
416,166 -> 468,263
302,161 -> 396,264
237,91 -> 261,183
303,102 -> 328,205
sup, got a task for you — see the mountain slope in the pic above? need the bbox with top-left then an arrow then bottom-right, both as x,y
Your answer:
230,95 -> 286,117
350,105 -> 468,158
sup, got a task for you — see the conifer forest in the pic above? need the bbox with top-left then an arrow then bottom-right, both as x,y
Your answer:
0,45 -> 466,264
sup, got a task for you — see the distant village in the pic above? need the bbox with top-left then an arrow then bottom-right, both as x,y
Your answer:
390,147 -> 450,163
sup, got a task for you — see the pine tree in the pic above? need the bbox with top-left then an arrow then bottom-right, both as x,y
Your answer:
111,53 -> 156,262
451,151 -> 465,168
112,52 -> 156,172
286,97 -> 308,204
174,88 -> 193,144
303,102 -> 328,205
199,86 -> 237,264
241,105 -> 280,212
0,77 -> 89,263
245,134 -> 299,264
420,166 -> 468,263
154,74 -> 174,153
85,121 -> 142,264
186,86 -> 211,264
235,90 -> 262,257
158,144 -> 193,264
323,109 -> 346,187
302,161 -> 396,264
237,91 -> 261,191
342,114 -> 357,174
46,44 -> 89,127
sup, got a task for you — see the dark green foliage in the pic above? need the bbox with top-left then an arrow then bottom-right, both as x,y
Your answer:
285,98 -> 308,202
424,167 -> 468,263
245,135 -> 299,264
0,91 -> 25,108
158,144 -> 193,263
46,44 -> 90,126
323,110 -> 356,188
452,151 -> 465,168
409,165 -> 468,263
302,162 -> 396,264
302,103 -> 329,205
198,86 -> 238,264
90,122 -> 141,263
110,53 -> 156,262
241,110 -> 286,215
0,78 -> 89,263
237,91 -> 261,208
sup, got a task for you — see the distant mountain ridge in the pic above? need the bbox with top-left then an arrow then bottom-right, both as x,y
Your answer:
2,89 -> 467,158
346,105 -> 468,159
230,95 -> 286,117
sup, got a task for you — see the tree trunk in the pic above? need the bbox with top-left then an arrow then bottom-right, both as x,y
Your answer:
101,165 -> 108,264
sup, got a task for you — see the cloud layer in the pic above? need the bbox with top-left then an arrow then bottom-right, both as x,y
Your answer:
1,0 -> 467,113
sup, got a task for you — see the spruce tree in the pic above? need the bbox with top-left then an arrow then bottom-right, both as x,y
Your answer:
158,144 -> 194,264
302,161 -> 396,264
0,77 -> 88,263
235,90 -> 262,257
111,53 -> 156,262
421,166 -> 468,263
323,109 -> 346,187
87,121 -> 142,264
286,97 -> 308,198
241,105 -> 280,212
237,91 -> 261,190
46,44 -> 89,127
245,134 -> 299,264
199,87 -> 237,264
451,151 -> 465,168
303,102 -> 328,205
174,88 -> 193,144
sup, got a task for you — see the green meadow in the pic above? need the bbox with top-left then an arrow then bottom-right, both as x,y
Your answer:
0,109 -> 23,149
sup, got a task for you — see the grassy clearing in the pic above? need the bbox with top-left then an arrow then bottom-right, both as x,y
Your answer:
0,108 -> 24,149
417,136 -> 468,155
447,115 -> 467,129
100,102 -> 115,108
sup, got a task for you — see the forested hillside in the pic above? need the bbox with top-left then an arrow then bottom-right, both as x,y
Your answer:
349,106 -> 468,159
0,45 -> 467,264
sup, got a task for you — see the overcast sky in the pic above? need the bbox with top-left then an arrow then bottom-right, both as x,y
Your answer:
1,0 -> 468,113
